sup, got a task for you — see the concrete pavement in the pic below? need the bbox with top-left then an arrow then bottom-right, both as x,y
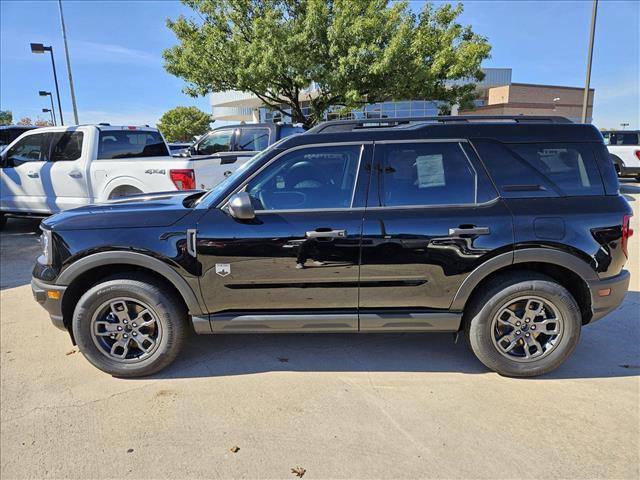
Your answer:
1,182 -> 639,479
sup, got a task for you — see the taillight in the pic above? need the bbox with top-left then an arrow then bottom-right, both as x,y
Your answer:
170,169 -> 195,190
622,214 -> 634,258
634,150 -> 640,161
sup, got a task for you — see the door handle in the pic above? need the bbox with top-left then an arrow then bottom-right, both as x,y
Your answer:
448,226 -> 490,236
68,170 -> 82,178
27,171 -> 39,178
305,229 -> 347,239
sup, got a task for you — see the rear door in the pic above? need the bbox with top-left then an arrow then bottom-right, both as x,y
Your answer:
358,139 -> 514,331
45,129 -> 89,211
195,142 -> 372,332
0,131 -> 50,213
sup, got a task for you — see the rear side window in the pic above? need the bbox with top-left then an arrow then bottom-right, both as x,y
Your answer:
196,129 -> 233,155
378,142 -> 477,206
473,141 -> 604,197
50,131 -> 83,161
603,132 -> 639,146
98,130 -> 168,159
237,128 -> 270,151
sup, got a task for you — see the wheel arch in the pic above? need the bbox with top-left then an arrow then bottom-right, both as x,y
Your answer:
99,177 -> 147,201
452,248 -> 595,325
58,252 -> 205,332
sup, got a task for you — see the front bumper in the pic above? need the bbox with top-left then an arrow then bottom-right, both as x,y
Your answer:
588,270 -> 630,323
31,277 -> 67,331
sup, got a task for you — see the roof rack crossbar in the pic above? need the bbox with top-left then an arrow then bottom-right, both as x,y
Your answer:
308,115 -> 573,133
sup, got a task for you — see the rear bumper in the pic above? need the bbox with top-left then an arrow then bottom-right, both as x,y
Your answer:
588,270 -> 630,323
31,277 -> 67,331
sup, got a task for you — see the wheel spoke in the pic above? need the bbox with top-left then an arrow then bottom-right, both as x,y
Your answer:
525,299 -> 545,319
94,321 -> 120,336
132,333 -> 155,353
110,339 -> 130,359
497,308 -> 521,327
109,301 -> 131,323
534,319 -> 560,335
131,309 -> 155,329
523,335 -> 544,359
495,331 -> 519,353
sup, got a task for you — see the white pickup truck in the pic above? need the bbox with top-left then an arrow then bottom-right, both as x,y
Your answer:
0,124 -> 245,227
602,130 -> 640,181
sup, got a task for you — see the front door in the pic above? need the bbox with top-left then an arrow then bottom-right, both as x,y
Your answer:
358,140 -> 514,331
0,132 -> 49,213
196,142 -> 371,332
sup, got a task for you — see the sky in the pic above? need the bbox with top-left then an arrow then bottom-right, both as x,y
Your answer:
1,0 -> 638,129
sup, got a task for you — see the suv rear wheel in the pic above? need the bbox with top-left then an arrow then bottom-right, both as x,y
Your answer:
464,272 -> 581,377
72,275 -> 187,377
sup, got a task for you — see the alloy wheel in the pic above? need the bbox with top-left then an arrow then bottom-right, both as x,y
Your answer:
490,295 -> 563,362
90,298 -> 162,363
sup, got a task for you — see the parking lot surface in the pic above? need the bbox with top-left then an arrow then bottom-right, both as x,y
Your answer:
1,182 -> 639,479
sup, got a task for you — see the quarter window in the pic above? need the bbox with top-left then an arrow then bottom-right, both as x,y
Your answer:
50,131 -> 84,161
246,145 -> 362,210
98,130 -> 168,159
5,133 -> 47,165
379,142 -> 476,206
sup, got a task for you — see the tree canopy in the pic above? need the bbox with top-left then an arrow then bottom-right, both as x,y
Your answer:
0,110 -> 12,125
164,0 -> 491,126
156,106 -> 212,143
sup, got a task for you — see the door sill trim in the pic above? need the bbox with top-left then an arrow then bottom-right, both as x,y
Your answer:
194,310 -> 461,334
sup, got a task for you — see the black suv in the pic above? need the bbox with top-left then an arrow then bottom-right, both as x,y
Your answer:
31,116 -> 633,377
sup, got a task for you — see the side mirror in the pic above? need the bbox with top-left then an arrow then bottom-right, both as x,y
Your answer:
227,192 -> 255,220
188,146 -> 197,156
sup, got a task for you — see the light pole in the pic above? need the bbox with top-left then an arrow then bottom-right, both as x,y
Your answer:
39,90 -> 57,125
581,0 -> 598,124
30,43 -> 64,126
58,0 -> 79,124
42,108 -> 55,126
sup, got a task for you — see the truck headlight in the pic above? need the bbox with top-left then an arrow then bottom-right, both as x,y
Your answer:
40,228 -> 53,265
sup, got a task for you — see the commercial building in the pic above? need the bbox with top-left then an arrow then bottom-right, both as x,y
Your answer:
209,68 -> 594,124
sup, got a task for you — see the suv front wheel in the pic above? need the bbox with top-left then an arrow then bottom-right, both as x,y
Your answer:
464,272 -> 581,377
72,275 -> 187,377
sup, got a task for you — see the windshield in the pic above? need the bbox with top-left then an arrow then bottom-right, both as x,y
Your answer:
195,138 -> 289,206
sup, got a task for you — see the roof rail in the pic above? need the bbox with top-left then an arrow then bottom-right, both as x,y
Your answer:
308,115 -> 573,134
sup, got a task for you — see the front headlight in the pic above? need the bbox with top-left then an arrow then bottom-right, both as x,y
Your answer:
40,228 -> 53,265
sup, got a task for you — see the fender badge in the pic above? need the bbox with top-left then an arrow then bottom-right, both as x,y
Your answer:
215,264 -> 231,277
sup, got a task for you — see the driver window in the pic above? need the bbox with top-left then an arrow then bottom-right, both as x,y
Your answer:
246,145 -> 362,210
197,130 -> 233,155
5,133 -> 47,166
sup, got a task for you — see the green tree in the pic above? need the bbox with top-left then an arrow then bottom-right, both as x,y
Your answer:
0,110 -> 13,125
156,106 -> 212,142
164,0 -> 491,127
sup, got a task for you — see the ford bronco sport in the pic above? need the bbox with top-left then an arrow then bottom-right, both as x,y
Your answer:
31,116 -> 633,377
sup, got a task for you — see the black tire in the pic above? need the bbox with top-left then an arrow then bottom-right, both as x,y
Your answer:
0,213 -> 6,230
72,274 -> 187,377
464,272 -> 581,377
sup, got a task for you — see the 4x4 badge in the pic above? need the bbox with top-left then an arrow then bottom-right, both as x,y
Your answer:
215,264 -> 231,277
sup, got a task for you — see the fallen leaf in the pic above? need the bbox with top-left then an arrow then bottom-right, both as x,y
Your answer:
230,446 -> 240,453
65,349 -> 77,356
291,466 -> 306,478
127,448 -> 134,454
278,357 -> 289,363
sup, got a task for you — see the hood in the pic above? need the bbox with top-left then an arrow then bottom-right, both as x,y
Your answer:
43,190 -> 206,231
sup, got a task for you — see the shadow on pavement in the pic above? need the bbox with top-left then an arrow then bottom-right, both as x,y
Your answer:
0,218 -> 42,290
146,291 -> 640,381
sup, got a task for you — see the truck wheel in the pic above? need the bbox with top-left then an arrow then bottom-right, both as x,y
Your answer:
72,275 -> 187,377
464,272 -> 581,377
108,186 -> 142,199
